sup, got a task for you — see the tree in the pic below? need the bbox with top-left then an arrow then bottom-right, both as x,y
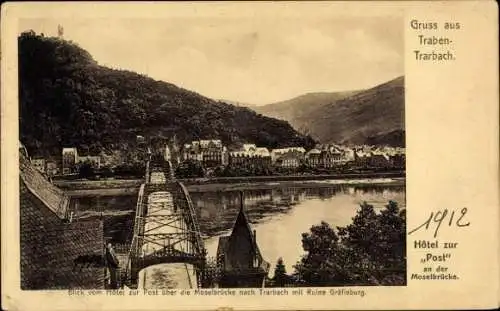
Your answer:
99,166 -> 114,178
175,160 -> 204,178
272,257 -> 289,287
294,201 -> 406,286
338,200 -> 406,283
114,162 -> 145,178
78,161 -> 94,179
293,221 -> 347,286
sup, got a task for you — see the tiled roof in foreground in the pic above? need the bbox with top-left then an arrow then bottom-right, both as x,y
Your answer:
20,178 -> 106,289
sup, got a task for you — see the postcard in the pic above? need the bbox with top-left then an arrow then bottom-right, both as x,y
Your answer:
1,1 -> 499,310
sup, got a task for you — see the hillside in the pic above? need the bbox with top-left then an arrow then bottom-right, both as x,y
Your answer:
311,77 -> 405,146
19,31 -> 316,157
252,91 -> 360,134
218,99 -> 253,108
253,77 -> 405,147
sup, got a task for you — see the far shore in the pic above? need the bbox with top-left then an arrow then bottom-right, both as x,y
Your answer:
64,187 -> 140,197
178,171 -> 405,186
56,171 -> 405,196
185,177 -> 405,193
54,178 -> 142,189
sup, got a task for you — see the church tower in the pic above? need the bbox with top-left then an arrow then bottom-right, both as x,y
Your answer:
216,192 -> 270,288
57,25 -> 64,38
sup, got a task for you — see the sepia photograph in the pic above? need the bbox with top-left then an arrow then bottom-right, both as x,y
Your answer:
17,12 -> 407,291
4,1 -> 500,310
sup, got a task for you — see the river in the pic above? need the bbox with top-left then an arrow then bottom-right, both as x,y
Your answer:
72,180 -> 405,286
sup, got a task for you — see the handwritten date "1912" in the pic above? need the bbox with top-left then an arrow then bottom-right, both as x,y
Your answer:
408,208 -> 470,238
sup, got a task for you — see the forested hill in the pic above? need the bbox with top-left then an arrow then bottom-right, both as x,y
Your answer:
19,31 -> 316,157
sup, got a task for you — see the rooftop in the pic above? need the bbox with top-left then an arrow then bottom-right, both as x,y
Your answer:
217,193 -> 269,274
20,178 -> 105,289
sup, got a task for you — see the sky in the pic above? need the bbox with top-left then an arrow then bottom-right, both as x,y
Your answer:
19,12 -> 403,106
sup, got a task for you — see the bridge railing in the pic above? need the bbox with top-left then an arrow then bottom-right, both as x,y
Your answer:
125,183 -> 146,278
145,160 -> 150,184
167,160 -> 175,180
175,181 -> 206,259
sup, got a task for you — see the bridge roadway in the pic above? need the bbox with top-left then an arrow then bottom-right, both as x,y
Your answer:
124,160 -> 206,289
138,170 -> 197,288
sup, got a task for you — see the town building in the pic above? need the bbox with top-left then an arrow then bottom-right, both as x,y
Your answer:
98,151 -> 122,168
164,145 -> 171,162
201,140 -> 228,167
162,141 -> 182,166
183,142 -> 202,162
31,158 -> 46,173
169,136 -> 182,165
369,153 -> 391,168
182,139 -> 228,167
62,147 -> 78,175
77,155 -> 101,169
62,147 -> 104,173
275,150 -> 303,169
306,147 -> 347,169
342,148 -> 356,163
390,153 -> 406,168
242,144 -> 257,152
271,147 -> 306,163
45,160 -> 59,176
216,193 -> 270,288
353,150 -> 371,167
305,148 -> 322,167
136,135 -> 145,144
322,149 -> 343,168
229,144 -> 271,168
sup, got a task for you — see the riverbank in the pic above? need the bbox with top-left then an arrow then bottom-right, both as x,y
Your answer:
185,177 -> 405,193
64,187 -> 140,197
54,179 -> 142,196
55,171 -> 405,195
180,171 -> 404,186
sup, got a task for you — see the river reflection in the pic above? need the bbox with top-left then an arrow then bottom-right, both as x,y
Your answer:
191,184 -> 406,237
190,183 -> 406,277
71,195 -> 137,246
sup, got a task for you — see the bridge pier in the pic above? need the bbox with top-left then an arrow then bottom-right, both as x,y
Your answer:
127,258 -> 140,289
196,265 -> 207,288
